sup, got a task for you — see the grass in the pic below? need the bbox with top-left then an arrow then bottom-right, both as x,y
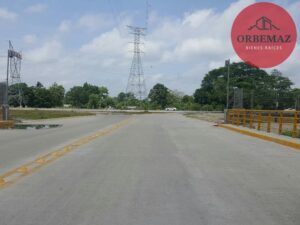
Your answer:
9,109 -> 95,120
281,130 -> 300,138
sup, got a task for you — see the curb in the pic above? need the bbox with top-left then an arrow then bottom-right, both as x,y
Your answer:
218,124 -> 300,151
0,120 -> 15,129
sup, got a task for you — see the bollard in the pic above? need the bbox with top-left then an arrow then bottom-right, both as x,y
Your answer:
278,112 -> 283,134
17,166 -> 29,174
0,177 -> 5,186
243,110 -> 246,127
35,158 -> 47,164
249,111 -> 253,128
267,113 -> 271,133
234,111 -> 236,125
292,111 -> 298,138
258,113 -> 262,131
237,111 -> 241,125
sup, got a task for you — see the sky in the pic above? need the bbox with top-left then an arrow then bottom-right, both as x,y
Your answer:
0,0 -> 299,96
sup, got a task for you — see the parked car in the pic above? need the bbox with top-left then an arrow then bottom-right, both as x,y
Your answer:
284,108 -> 296,111
165,107 -> 177,111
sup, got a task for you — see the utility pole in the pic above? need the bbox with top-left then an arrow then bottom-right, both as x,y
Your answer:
126,26 -> 147,100
225,59 -> 230,109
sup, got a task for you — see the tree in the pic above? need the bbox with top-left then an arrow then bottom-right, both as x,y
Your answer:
99,86 -> 109,99
101,96 -> 116,108
65,86 -> 85,108
193,62 -> 294,110
82,82 -> 100,106
194,88 -> 209,105
8,83 -> 28,107
36,81 -> 44,88
117,92 -> 127,102
148,83 -> 169,109
32,87 -> 53,108
167,90 -> 182,108
49,83 -> 65,107
98,86 -> 109,108
65,83 -> 105,108
23,86 -> 35,107
115,92 -> 140,109
88,94 -> 100,109
182,95 -> 194,104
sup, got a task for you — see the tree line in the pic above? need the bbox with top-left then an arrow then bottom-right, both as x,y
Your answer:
8,62 -> 300,110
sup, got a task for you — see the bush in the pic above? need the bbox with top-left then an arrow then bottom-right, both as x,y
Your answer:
201,104 -> 214,111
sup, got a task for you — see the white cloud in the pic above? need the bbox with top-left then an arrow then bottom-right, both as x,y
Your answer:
25,4 -> 47,14
80,29 -> 129,56
23,34 -> 37,45
183,9 -> 214,28
287,2 -> 300,28
26,40 -> 62,63
77,14 -> 112,31
59,20 -> 72,32
17,0 -> 300,96
0,8 -> 17,20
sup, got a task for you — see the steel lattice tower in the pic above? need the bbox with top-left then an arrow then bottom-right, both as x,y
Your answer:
7,41 -> 23,107
8,41 -> 22,86
126,26 -> 147,100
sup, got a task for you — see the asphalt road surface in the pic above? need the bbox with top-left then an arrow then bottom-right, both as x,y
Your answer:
0,114 -> 300,225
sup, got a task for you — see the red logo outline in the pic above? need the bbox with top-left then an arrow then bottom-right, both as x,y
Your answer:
231,2 -> 297,68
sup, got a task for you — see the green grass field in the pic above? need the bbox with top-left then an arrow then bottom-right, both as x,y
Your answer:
9,109 -> 95,120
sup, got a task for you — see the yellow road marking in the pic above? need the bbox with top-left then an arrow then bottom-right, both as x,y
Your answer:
0,118 -> 132,189
218,124 -> 300,151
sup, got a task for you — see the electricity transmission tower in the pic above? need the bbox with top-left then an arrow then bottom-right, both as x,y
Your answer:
126,26 -> 147,100
2,41 -> 22,120
8,41 -> 23,107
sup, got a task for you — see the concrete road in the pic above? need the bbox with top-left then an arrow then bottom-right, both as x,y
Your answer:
0,114 -> 300,225
0,114 -> 129,173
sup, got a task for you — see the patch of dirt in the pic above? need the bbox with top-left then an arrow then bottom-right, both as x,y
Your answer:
185,112 -> 224,124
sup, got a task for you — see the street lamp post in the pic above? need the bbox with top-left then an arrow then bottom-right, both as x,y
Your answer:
225,59 -> 230,109
224,59 -> 230,123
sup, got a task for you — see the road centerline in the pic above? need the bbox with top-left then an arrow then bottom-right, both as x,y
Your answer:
0,118 -> 132,189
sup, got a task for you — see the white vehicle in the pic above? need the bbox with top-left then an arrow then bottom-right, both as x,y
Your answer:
283,108 -> 296,111
165,107 -> 177,111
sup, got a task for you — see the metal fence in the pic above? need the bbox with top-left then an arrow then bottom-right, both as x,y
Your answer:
227,109 -> 300,138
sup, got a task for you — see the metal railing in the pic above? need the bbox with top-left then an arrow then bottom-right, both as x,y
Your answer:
227,109 -> 300,138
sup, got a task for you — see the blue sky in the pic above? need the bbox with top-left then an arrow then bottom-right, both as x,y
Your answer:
0,0 -> 299,96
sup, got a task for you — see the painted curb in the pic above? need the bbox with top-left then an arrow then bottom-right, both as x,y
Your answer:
218,124 -> 300,151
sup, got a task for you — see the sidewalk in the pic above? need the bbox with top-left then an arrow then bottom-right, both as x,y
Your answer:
218,124 -> 300,151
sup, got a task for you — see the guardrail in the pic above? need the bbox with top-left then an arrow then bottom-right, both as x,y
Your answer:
227,109 -> 300,138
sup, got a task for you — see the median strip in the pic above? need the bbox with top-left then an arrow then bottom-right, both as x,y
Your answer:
0,118 -> 132,189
